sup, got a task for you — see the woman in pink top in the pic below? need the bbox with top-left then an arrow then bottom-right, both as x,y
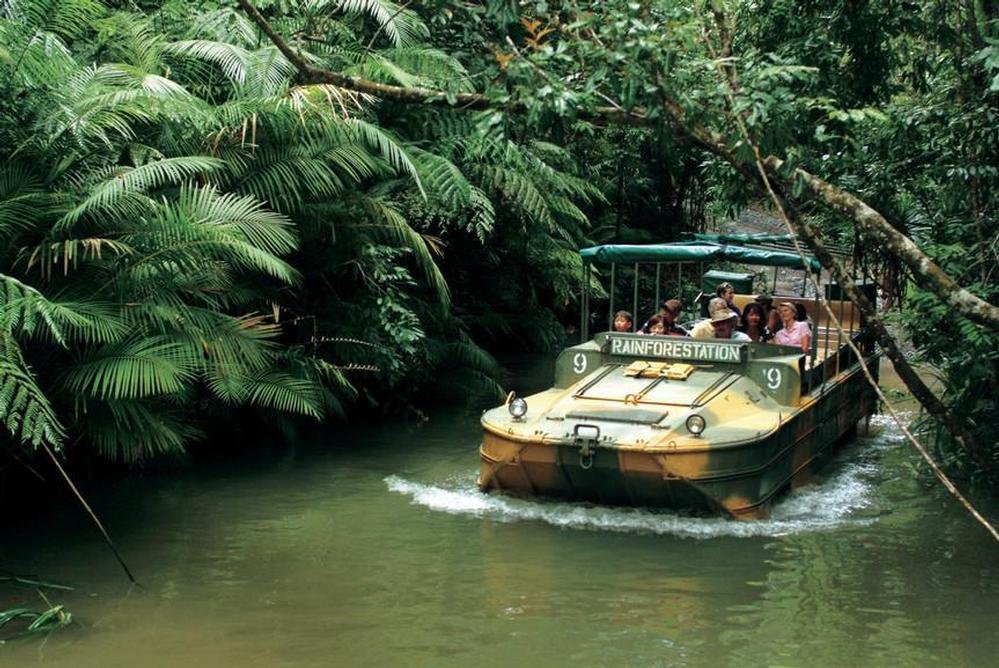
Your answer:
773,302 -> 811,353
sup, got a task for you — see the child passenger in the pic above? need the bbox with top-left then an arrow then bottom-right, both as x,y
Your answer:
613,310 -> 633,333
642,314 -> 666,335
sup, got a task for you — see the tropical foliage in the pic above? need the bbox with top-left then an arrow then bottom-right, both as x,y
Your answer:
0,0 -> 558,463
2,0 -> 996,487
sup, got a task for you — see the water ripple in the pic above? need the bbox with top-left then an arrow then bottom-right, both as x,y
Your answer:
385,457 -> 880,539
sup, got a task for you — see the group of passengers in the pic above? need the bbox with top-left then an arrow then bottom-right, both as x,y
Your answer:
612,282 -> 812,353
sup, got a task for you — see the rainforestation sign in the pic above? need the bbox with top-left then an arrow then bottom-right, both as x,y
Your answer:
606,335 -> 746,364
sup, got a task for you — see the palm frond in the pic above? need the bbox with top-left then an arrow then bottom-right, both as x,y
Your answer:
179,185 -> 298,255
23,237 -> 135,279
2,0 -> 104,40
335,0 -> 429,48
347,47 -> 470,90
0,164 -> 50,243
0,335 -> 65,447
467,186 -> 495,242
241,46 -> 297,97
57,156 -> 225,231
228,144 -> 349,212
121,186 -> 300,286
189,7 -> 258,47
62,335 -> 196,400
92,12 -> 166,74
282,83 -> 371,118
475,164 -> 554,229
81,398 -> 202,462
32,63 -> 179,151
1,273 -> 124,345
207,367 -> 323,419
163,39 -> 253,85
244,370 -> 323,418
344,119 -> 423,194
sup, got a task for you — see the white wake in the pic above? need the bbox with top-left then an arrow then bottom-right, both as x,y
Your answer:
386,414 -> 904,539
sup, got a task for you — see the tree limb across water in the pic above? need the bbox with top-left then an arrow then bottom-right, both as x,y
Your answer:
236,0 -> 999,332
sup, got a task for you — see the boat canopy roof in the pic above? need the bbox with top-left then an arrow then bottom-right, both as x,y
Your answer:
690,232 -> 795,244
578,241 -> 821,272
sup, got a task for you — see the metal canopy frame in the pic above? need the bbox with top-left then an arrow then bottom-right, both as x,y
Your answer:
579,257 -> 832,389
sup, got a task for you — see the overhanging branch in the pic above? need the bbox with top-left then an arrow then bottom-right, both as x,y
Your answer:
236,0 -> 999,331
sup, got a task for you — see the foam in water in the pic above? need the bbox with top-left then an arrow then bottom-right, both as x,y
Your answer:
385,454 -> 883,539
384,413 -> 912,539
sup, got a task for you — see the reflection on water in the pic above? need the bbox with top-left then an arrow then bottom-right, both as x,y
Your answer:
1,366 -> 997,667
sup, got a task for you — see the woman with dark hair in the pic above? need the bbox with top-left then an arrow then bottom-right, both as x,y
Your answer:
739,302 -> 772,342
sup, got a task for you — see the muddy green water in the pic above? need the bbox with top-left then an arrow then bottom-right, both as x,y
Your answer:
2,359 -> 997,667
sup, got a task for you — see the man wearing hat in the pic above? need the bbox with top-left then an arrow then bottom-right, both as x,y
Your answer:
709,307 -> 751,341
691,297 -> 736,339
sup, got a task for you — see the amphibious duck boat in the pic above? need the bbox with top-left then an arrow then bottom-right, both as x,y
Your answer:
478,237 -> 879,519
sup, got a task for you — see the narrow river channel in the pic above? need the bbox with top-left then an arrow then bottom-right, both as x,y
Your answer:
2,358 -> 996,667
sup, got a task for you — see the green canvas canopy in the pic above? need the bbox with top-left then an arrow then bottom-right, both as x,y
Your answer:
578,241 -> 821,272
690,232 -> 796,244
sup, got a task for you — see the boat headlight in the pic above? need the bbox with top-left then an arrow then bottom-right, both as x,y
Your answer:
686,414 -> 706,436
508,397 -> 528,420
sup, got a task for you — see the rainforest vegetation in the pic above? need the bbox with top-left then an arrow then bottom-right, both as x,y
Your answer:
0,0 -> 996,488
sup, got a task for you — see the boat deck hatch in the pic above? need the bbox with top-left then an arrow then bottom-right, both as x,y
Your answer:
623,361 -> 696,380
564,408 -> 668,424
575,365 -> 726,406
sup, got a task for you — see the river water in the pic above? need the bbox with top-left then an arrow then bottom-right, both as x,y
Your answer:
2,359 -> 996,667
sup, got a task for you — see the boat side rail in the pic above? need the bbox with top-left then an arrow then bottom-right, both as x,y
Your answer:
804,328 -> 878,394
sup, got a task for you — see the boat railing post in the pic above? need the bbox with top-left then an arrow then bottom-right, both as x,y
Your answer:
608,263 -> 616,332
654,263 -> 661,323
812,274 -> 821,390
632,262 -> 639,331
822,288 -> 830,382
586,264 -> 592,340
836,286 -> 845,375
581,263 -> 588,341
848,277 -> 856,364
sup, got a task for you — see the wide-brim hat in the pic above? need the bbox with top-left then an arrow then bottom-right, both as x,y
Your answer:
709,308 -> 738,324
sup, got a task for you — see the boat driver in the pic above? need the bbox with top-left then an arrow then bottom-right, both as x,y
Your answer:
690,297 -> 732,339
709,307 -> 751,341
